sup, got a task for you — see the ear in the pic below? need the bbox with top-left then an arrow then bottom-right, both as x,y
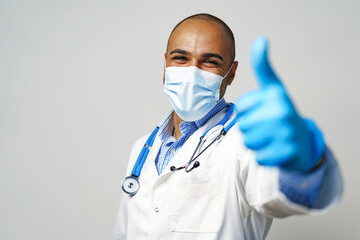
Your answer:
227,61 -> 238,85
164,53 -> 167,69
163,53 -> 167,84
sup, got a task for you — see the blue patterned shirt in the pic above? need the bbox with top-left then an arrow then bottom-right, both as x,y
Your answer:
155,98 -> 327,207
155,98 -> 227,175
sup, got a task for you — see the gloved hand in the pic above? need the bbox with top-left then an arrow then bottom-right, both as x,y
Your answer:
235,37 -> 326,172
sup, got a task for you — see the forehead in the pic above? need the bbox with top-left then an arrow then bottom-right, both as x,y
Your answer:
167,19 -> 232,61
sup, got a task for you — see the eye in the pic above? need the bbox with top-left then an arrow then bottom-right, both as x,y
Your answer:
172,55 -> 188,61
203,59 -> 220,66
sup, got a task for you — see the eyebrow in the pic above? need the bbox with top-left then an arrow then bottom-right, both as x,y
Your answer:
170,49 -> 190,55
202,53 -> 224,61
169,49 -> 224,61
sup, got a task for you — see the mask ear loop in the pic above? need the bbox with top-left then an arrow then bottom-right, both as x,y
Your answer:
222,62 -> 235,80
217,62 -> 234,102
163,59 -> 168,84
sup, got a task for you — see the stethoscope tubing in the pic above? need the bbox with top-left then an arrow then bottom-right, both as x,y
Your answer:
123,103 -> 239,195
132,126 -> 159,177
190,114 -> 239,165
172,104 -> 238,172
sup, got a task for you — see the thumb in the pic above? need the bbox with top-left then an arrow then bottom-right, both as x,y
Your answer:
251,36 -> 283,88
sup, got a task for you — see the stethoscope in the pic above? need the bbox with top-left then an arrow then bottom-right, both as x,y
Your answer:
121,104 -> 239,196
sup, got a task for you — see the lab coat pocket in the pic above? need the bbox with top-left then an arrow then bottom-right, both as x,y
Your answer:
170,169 -> 219,233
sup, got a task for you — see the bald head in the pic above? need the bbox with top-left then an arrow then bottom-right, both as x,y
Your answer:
167,13 -> 236,63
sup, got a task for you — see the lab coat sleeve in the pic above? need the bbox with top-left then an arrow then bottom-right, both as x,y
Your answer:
111,194 -> 128,240
239,147 -> 343,218
279,154 -> 328,208
111,135 -> 150,240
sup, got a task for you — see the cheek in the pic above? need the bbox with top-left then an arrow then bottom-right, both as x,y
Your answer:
219,77 -> 231,98
219,79 -> 227,93
220,77 -> 229,88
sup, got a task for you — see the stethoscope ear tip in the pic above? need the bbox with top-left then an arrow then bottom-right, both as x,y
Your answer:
193,161 -> 200,168
184,161 -> 200,172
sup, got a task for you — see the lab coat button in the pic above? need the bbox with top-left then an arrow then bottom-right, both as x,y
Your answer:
155,207 -> 159,213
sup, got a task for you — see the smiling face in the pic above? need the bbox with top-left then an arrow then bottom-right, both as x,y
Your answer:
164,18 -> 238,99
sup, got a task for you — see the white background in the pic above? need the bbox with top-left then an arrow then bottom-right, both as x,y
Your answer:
1,0 -> 359,239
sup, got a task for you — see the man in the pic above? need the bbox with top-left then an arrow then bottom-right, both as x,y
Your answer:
112,13 -> 343,240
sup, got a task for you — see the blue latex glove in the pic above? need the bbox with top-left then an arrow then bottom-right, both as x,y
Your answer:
235,37 -> 326,172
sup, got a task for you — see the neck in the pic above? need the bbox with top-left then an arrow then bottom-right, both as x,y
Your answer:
173,112 -> 183,140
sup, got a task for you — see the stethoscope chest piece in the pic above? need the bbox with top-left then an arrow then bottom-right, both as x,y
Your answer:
121,175 -> 140,196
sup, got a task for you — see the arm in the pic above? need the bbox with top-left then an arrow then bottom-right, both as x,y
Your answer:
279,148 -> 343,211
239,147 -> 343,218
111,135 -> 149,240
111,195 -> 128,240
235,37 -> 343,217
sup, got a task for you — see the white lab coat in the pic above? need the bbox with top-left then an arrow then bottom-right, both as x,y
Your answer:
112,107 -> 343,240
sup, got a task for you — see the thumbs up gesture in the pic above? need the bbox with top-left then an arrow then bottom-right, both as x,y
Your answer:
235,37 -> 326,172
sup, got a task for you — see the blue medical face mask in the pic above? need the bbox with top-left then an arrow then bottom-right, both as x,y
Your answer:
164,65 -> 233,121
